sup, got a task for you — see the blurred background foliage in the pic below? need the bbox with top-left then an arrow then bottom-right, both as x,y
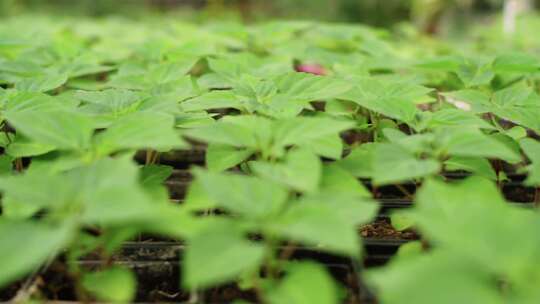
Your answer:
0,0 -> 537,35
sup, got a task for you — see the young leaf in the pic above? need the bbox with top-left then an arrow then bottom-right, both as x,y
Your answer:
5,134 -> 55,157
302,133 -> 344,160
70,158 -> 173,225
185,116 -> 270,149
394,241 -> 424,260
0,220 -> 73,288
193,169 -> 289,219
82,266 -> 136,303
14,73 -> 68,92
0,168 -> 75,216
493,53 -> 540,73
75,89 -> 142,118
183,179 -> 216,211
94,111 -> 187,156
109,60 -> 196,90
455,60 -> 494,88
335,143 -> 376,178
299,192 -> 379,227
413,177 -> 540,277
504,126 -> 527,141
139,164 -> 173,200
413,176 -> 507,250
491,87 -> 540,133
180,90 -> 243,112
273,72 -> 352,102
1,91 -> 65,114
271,202 -> 361,257
139,164 -> 173,187
367,251 -> 503,304
267,262 -> 339,304
0,155 -> 12,174
340,78 -> 428,124
4,109 -> 95,151
206,144 -> 254,172
208,54 -> 290,82
183,225 -> 265,289
251,148 -> 322,193
519,138 -> 540,186
427,109 -> 495,130
272,116 -> 353,154
319,163 -> 370,197
234,74 -> 278,109
444,156 -> 497,181
383,129 -> 435,154
372,143 -> 440,185
414,55 -> 463,71
442,90 -> 492,114
438,129 -> 521,163
390,212 -> 415,231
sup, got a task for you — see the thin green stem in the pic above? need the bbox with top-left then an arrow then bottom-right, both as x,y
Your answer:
489,113 -> 504,132
369,111 -> 379,142
263,236 -> 279,280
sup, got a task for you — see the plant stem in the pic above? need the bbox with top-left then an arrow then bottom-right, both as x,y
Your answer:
145,149 -> 152,164
279,242 -> 297,262
145,150 -> 160,165
11,275 -> 42,302
12,254 -> 57,302
14,158 -> 23,172
489,113 -> 503,131
369,111 -> 379,142
151,151 -> 160,164
274,242 -> 297,276
262,235 -> 281,282
372,184 -> 379,198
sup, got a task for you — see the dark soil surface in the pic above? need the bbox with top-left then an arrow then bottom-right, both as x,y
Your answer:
360,219 -> 419,240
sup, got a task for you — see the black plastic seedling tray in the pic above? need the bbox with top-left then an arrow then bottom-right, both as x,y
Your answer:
3,241 -> 385,304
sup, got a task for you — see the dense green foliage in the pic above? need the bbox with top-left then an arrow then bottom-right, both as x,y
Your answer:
0,13 -> 539,303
